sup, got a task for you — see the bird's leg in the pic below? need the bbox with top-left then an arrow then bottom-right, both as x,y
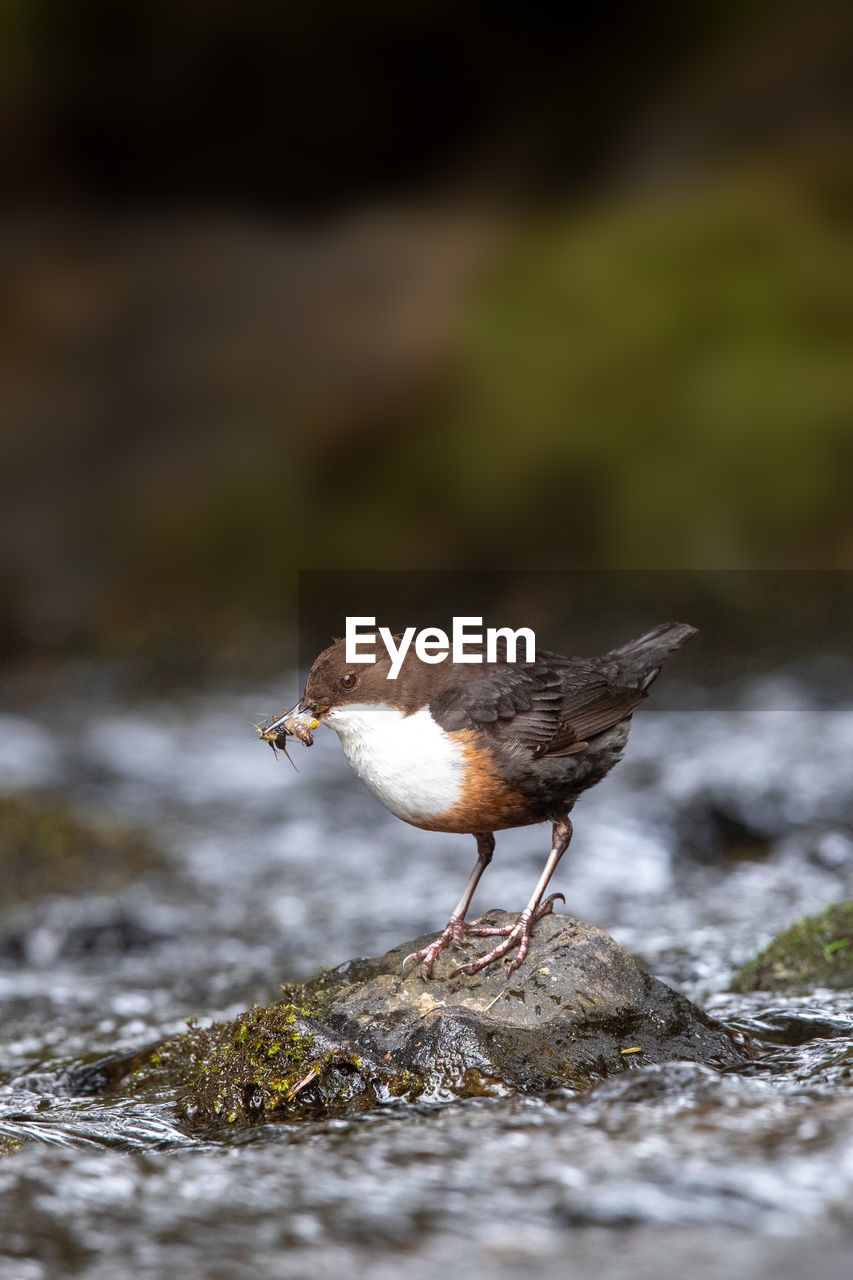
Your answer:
403,832 -> 495,978
456,816 -> 573,976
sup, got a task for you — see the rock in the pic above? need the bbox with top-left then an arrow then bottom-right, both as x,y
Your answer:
730,902 -> 853,993
99,913 -> 746,1130
324,914 -> 746,1097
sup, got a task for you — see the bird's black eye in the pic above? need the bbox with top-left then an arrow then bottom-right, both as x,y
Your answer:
340,672 -> 358,690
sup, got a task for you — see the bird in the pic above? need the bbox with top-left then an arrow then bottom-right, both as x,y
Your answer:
260,622 -> 696,977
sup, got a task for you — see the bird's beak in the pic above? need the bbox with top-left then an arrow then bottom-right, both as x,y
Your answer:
258,699 -> 322,746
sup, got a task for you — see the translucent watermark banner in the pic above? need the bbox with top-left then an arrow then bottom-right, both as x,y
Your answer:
296,570 -> 852,709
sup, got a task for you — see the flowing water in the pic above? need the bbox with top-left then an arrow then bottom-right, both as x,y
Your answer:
0,668 -> 852,1279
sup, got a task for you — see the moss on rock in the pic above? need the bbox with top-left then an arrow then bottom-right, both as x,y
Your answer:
69,967 -> 425,1132
177,1003 -> 422,1131
730,902 -> 853,993
0,791 -> 165,905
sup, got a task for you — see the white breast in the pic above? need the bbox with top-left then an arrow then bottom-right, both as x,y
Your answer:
324,702 -> 465,824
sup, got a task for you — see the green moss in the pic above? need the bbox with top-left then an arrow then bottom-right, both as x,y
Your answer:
730,903 -> 853,992
167,1000 -> 412,1131
102,973 -> 423,1132
0,791 -> 165,905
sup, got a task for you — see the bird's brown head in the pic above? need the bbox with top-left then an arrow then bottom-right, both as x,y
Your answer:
302,637 -> 429,717
259,636 -> 430,746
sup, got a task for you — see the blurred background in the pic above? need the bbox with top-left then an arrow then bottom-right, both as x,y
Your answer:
1,10 -> 853,1276
1,0 -> 852,690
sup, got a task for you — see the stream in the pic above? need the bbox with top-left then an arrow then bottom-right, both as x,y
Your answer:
0,666 -> 851,1279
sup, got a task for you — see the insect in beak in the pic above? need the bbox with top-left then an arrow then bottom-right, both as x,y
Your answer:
253,720 -> 299,768
255,704 -> 319,770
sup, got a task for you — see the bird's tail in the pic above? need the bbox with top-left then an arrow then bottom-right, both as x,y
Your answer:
606,621 -> 697,690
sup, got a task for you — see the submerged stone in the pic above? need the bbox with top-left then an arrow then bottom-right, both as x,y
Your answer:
730,902 -> 853,993
98,912 -> 745,1130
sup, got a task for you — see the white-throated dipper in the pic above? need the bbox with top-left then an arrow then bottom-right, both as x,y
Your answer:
260,622 -> 696,977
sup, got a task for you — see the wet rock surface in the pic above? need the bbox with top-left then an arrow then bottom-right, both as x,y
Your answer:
100,914 -> 745,1130
730,901 -> 853,993
326,914 -> 745,1096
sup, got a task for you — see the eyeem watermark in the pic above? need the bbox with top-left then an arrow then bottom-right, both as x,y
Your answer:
345,616 -> 536,679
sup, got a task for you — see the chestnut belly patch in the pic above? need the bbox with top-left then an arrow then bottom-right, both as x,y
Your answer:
412,731 -> 536,834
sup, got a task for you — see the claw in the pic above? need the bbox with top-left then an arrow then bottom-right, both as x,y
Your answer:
467,894 -> 564,940
452,894 -> 565,977
469,907 -> 505,926
401,916 -> 470,979
452,916 -> 532,976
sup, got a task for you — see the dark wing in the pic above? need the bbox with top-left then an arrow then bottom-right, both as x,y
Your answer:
541,671 -> 645,756
429,660 -> 641,758
428,665 -> 565,754
538,621 -> 698,754
428,624 -> 696,758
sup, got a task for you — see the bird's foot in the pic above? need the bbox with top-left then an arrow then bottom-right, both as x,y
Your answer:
468,893 -> 564,937
453,894 -> 565,977
402,915 -> 470,979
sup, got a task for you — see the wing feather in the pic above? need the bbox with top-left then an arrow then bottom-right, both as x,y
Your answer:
427,625 -> 695,758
